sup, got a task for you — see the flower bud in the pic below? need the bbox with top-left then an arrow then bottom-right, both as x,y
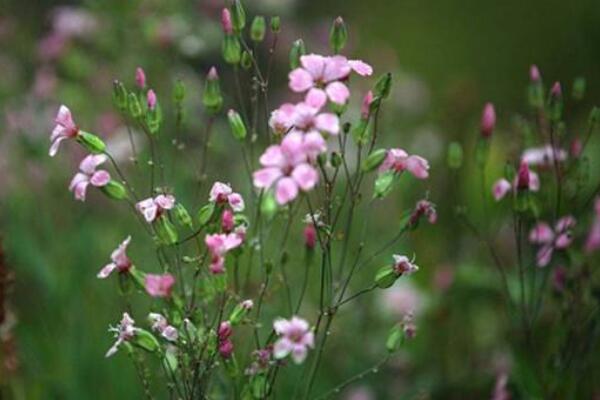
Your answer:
133,329 -> 160,353
231,0 -> 246,33
480,102 -> 496,138
289,39 -> 306,70
76,131 -> 106,154
174,204 -> 193,228
127,92 -> 143,119
549,81 -> 563,122
112,80 -> 128,111
374,73 -> 392,99
135,67 -> 146,89
447,142 -> 463,169
197,203 -> 215,226
222,209 -> 234,232
361,148 -> 387,172
528,65 -> 544,108
304,224 -> 316,249
227,109 -> 247,141
101,180 -> 127,200
250,16 -> 266,42
173,79 -> 185,103
329,16 -> 348,54
222,35 -> 241,65
221,8 -> 233,35
374,265 -> 398,288
229,299 -> 253,324
218,321 -> 232,340
147,89 -> 157,110
219,339 -> 234,358
270,16 -> 281,33
516,161 -> 530,190
551,81 -> 562,98
203,67 -> 223,114
241,50 -> 253,70
386,324 -> 403,352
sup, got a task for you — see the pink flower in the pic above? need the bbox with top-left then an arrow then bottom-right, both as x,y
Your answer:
205,233 -> 243,273
209,182 -> 245,212
222,209 -> 235,232
480,102 -> 496,138
221,8 -> 233,35
144,273 -> 175,297
521,145 -> 567,167
273,316 -> 314,364
147,89 -> 157,110
97,236 -> 132,278
69,154 -> 111,201
106,312 -> 138,357
269,103 -> 296,135
529,216 -> 576,267
50,105 -> 79,156
136,194 -> 176,223
290,101 -> 340,136
493,179 -> 512,201
241,299 -> 254,310
392,255 -> 419,275
379,148 -> 430,179
218,321 -> 232,340
288,54 -> 372,105
135,67 -> 146,88
253,131 -> 321,205
409,200 -> 437,226
148,313 -> 178,341
492,166 -> 540,201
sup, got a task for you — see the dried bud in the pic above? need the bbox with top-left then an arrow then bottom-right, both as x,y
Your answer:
480,102 -> 496,138
135,67 -> 146,88
329,16 -> 348,54
221,8 -> 233,35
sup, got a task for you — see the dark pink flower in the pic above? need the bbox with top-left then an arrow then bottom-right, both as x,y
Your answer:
392,255 -> 419,275
221,209 -> 235,232
304,224 -> 317,249
219,339 -> 234,358
205,233 -> 243,273
221,8 -> 233,34
145,273 -> 175,297
69,154 -> 111,201
409,200 -> 437,226
97,236 -> 132,279
379,148 -> 430,179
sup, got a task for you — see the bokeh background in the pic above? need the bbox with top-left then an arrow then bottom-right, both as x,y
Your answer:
2,0 -> 600,398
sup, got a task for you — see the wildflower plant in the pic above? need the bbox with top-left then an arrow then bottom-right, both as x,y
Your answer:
47,3 -> 434,398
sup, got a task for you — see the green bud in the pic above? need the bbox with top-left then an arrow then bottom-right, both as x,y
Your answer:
76,131 -> 106,154
260,192 -> 278,220
227,109 -> 247,141
329,16 -> 348,54
231,0 -> 246,33
155,215 -> 179,245
203,67 -> 223,115
447,142 -> 463,169
386,324 -> 403,352
127,92 -> 143,119
374,265 -> 398,288
133,329 -> 160,353
361,149 -> 387,172
112,80 -> 128,111
270,16 -> 281,33
222,35 -> 241,65
229,300 -> 253,325
174,204 -> 193,228
373,171 -> 395,199
146,104 -> 162,135
572,77 -> 586,101
197,203 -> 215,226
173,79 -> 185,103
330,152 -> 342,168
101,180 -> 127,200
289,39 -> 306,70
250,16 -> 266,42
241,50 -> 253,70
374,73 -> 392,99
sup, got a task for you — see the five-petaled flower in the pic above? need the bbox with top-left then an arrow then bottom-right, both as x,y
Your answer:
379,148 -> 430,179
529,216 -> 576,267
50,105 -> 79,156
69,154 -> 111,201
209,182 -> 245,212
145,273 -> 175,297
205,233 -> 244,274
273,316 -> 314,364
97,236 -> 132,279
105,312 -> 138,357
136,194 -> 176,223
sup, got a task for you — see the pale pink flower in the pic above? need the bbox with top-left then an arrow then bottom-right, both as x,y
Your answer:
529,216 -> 576,267
97,236 -> 132,278
288,54 -> 372,105
521,145 -> 567,167
147,89 -> 157,110
241,299 -> 254,310
269,103 -> 296,135
148,313 -> 178,341
69,154 -> 111,201
145,273 -> 175,297
392,255 -> 419,275
105,312 -> 138,357
379,148 -> 430,179
273,316 -> 314,364
135,67 -> 146,88
480,102 -> 496,138
205,233 -> 243,273
136,194 -> 176,223
253,131 -> 321,205
209,182 -> 245,212
50,105 -> 79,156
491,372 -> 510,400
290,101 -> 340,136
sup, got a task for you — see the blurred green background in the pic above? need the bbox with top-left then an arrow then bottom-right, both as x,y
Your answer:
2,0 -> 600,398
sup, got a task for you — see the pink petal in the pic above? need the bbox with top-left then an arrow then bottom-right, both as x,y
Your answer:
90,170 -> 111,187
210,256 -> 225,274
290,345 -> 308,364
136,198 -> 158,222
292,163 -> 319,191
55,105 -> 74,128
273,337 -> 293,359
289,68 -> 314,92
259,145 -> 286,168
305,88 -> 327,109
348,59 -> 373,76
281,131 -> 307,166
97,263 -> 117,279
405,155 -> 430,179
536,245 -> 553,267
275,177 -> 299,205
273,318 -> 291,335
314,112 -> 340,135
300,54 -> 326,78
554,233 -> 572,249
253,167 -> 282,189
323,55 -> 351,82
224,233 -> 243,250
325,81 -> 350,105
555,216 -> 576,232
49,135 -> 67,156
303,131 -> 327,159
155,194 -> 175,210
227,192 -> 245,212
111,236 -> 131,267
80,154 -> 107,174
209,182 -> 232,202
528,171 -> 540,192
529,223 -> 554,244
493,179 -> 512,201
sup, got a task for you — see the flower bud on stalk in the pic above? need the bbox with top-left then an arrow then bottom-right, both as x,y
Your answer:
146,90 -> 162,135
227,109 -> 247,140
229,299 -> 253,324
250,16 -> 266,42
173,79 -> 185,103
221,8 -> 241,64
135,67 -> 146,89
174,204 -> 193,228
289,39 -> 306,69
147,89 -> 157,110
480,102 -> 496,138
304,224 -> 316,249
329,16 -> 348,54
203,67 -> 223,115
528,64 -> 544,108
361,148 -> 387,172
231,0 -> 246,33
374,73 -> 392,99
112,80 -> 128,111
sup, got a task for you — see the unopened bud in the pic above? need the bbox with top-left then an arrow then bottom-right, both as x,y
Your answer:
221,8 -> 233,35
229,299 -> 253,324
76,131 -> 106,154
127,92 -> 143,119
374,73 -> 392,99
551,81 -> 562,98
289,39 -> 306,70
101,180 -> 127,200
231,0 -> 246,33
219,339 -> 234,358
304,224 -> 316,249
112,80 -> 128,111
135,67 -> 146,89
529,64 -> 541,83
218,321 -> 232,340
329,16 -> 348,54
222,35 -> 241,65
250,16 -> 266,42
155,215 -> 179,245
147,89 -> 157,110
361,148 -> 387,172
361,90 -> 373,119
174,204 -> 193,228
173,79 -> 185,103
227,109 -> 247,140
528,65 -> 544,108
516,161 -> 530,190
549,81 -> 563,122
222,209 -> 235,232
270,16 -> 281,33
241,50 -> 252,70
480,102 -> 496,138
203,67 -> 223,114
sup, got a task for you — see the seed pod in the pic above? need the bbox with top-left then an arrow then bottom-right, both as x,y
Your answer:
222,35 -> 241,65
227,109 -> 247,141
231,0 -> 246,33
329,16 -> 348,54
270,16 -> 281,33
250,16 -> 266,42
101,180 -> 127,200
76,131 -> 106,154
361,149 -> 387,172
203,67 -> 223,115
112,80 -> 128,111
289,39 -> 306,70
